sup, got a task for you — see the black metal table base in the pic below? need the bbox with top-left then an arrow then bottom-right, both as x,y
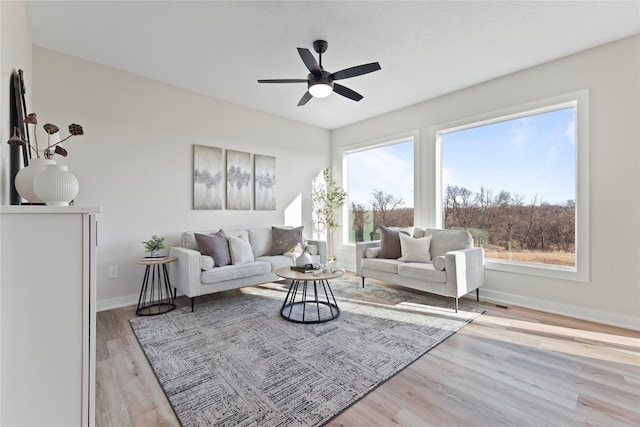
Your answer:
136,263 -> 175,316
280,278 -> 340,323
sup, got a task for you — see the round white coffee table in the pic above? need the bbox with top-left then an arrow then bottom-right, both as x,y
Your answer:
275,267 -> 344,323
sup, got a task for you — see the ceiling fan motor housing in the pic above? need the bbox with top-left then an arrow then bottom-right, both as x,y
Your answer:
308,71 -> 334,90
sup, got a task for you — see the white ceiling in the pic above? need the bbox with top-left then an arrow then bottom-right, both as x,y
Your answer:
25,1 -> 640,130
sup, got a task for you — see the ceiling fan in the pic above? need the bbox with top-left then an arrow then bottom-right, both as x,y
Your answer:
258,40 -> 381,106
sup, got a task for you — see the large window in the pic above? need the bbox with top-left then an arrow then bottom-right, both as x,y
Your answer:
435,90 -> 589,281
342,134 -> 415,244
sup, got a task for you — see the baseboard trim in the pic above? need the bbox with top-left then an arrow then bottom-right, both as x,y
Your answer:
98,290 -> 187,312
97,294 -> 139,312
478,288 -> 640,331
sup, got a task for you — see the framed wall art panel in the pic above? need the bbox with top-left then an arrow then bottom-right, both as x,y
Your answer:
226,150 -> 252,210
254,154 -> 276,210
193,145 -> 223,210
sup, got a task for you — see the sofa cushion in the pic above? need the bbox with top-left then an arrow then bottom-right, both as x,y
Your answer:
248,228 -> 272,258
398,233 -> 432,262
221,228 -> 249,241
195,231 -> 231,267
270,226 -> 303,255
255,254 -> 296,271
398,263 -> 446,283
228,235 -> 255,264
361,258 -> 402,274
414,228 -> 472,257
379,226 -> 410,259
200,261 -> 271,284
182,230 -> 214,250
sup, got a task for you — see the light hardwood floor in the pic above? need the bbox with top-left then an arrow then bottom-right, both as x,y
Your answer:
96,276 -> 640,426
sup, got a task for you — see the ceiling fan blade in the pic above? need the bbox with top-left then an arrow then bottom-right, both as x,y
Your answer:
297,91 -> 313,106
297,48 -> 321,76
258,79 -> 307,83
330,62 -> 381,81
333,83 -> 363,102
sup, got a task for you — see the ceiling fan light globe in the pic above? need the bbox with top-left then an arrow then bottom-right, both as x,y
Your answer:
309,82 -> 333,98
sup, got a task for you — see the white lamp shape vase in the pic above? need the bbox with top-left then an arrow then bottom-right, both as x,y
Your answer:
14,158 -> 56,203
33,164 -> 79,206
295,251 -> 313,267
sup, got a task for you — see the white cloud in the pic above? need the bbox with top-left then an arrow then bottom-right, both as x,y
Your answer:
564,118 -> 576,144
347,144 -> 414,206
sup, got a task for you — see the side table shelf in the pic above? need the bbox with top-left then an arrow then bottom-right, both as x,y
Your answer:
135,256 -> 177,316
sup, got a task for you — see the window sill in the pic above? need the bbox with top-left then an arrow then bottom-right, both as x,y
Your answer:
486,259 -> 588,283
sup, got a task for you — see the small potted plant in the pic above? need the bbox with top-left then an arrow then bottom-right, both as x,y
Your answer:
142,235 -> 166,258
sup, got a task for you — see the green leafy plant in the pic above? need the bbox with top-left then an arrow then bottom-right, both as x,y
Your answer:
312,168 -> 347,231
312,168 -> 347,261
142,235 -> 166,253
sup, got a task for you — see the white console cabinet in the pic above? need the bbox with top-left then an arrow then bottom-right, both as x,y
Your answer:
1,206 -> 100,426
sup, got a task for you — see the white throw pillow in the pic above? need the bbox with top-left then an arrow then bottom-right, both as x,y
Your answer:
398,233 -> 432,262
228,235 -> 255,265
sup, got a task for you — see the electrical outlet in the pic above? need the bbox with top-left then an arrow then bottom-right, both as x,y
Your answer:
108,266 -> 118,279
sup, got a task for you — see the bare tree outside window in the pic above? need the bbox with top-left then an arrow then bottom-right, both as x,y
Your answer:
441,105 -> 577,267
344,138 -> 414,243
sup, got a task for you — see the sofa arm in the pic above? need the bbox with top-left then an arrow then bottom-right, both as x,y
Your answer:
444,247 -> 485,297
169,246 -> 202,298
355,240 -> 381,276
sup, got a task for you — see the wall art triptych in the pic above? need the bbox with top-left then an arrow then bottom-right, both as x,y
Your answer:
193,145 -> 276,211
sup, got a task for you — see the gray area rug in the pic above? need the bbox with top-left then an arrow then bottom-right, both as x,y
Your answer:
130,277 -> 484,427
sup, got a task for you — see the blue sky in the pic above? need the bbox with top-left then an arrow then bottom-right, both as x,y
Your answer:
442,107 -> 576,205
347,140 -> 414,207
346,107 -> 575,208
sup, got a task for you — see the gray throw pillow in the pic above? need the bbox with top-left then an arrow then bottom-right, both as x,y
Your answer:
379,226 -> 409,259
270,226 -> 303,255
195,231 -> 231,267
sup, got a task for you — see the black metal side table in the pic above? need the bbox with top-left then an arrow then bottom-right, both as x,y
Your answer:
135,256 -> 176,316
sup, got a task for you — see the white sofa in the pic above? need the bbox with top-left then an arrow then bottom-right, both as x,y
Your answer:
356,227 -> 484,312
169,227 -> 326,311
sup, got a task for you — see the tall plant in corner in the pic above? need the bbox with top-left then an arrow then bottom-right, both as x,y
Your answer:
312,168 -> 347,261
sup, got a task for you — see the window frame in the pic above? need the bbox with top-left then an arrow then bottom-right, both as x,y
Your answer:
431,90 -> 590,282
339,130 -> 420,248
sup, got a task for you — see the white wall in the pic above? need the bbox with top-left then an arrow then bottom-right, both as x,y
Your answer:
31,47 -> 330,310
0,0 -> 32,205
0,1 -> 33,421
331,35 -> 640,330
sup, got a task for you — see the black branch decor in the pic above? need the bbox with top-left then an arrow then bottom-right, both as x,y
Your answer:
23,113 -> 84,159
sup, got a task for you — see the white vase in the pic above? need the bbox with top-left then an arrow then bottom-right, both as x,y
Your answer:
295,251 -> 313,267
14,158 -> 56,203
33,164 -> 79,206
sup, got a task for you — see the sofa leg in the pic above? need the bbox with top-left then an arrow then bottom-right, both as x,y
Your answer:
455,298 -> 459,313
476,288 -> 480,302
362,277 -> 365,288
191,297 -> 195,312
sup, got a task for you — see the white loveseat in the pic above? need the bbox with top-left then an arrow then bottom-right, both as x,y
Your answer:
356,227 -> 484,311
170,226 -> 326,311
